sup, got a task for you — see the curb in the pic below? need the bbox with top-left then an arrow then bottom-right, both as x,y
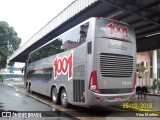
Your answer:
146,93 -> 160,97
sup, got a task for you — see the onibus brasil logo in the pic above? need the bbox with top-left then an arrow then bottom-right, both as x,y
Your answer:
53,51 -> 73,81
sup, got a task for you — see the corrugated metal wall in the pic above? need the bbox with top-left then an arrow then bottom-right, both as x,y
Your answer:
9,0 -> 98,61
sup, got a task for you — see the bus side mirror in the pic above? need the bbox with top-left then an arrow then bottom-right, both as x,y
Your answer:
22,66 -> 25,73
21,68 -> 23,73
80,30 -> 86,35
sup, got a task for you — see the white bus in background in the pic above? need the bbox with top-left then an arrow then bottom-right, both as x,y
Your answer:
24,17 -> 136,107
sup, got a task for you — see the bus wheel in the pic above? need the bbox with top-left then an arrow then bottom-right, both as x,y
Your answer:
60,89 -> 69,107
52,87 -> 59,104
27,83 -> 30,93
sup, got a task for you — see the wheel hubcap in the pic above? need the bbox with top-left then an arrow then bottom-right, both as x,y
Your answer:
52,89 -> 57,101
61,92 -> 67,104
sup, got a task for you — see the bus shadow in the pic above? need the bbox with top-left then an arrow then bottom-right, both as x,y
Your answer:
25,91 -> 134,117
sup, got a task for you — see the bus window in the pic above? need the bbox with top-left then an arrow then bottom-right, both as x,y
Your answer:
61,22 -> 89,51
27,68 -> 52,81
79,22 -> 89,45
29,38 -> 63,64
28,22 -> 89,64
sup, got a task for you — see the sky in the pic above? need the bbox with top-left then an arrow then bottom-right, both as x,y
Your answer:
0,0 -> 74,46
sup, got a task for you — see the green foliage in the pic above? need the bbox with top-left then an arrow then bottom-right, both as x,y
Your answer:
152,78 -> 160,94
157,80 -> 160,90
137,63 -> 147,78
139,65 -> 147,74
151,79 -> 158,90
0,74 -> 5,78
0,21 -> 21,69
0,74 -> 5,82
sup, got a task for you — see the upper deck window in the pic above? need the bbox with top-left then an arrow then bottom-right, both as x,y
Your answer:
28,22 -> 89,64
79,22 -> 89,45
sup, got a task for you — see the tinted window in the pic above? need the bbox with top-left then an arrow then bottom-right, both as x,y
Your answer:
61,22 -> 89,51
29,22 -> 89,64
79,22 -> 89,45
27,68 -> 52,81
29,38 -> 63,63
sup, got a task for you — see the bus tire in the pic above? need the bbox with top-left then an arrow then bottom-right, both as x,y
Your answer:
52,87 -> 59,104
27,82 -> 30,93
60,89 -> 69,107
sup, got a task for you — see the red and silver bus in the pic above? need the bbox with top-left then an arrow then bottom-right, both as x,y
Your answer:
24,17 -> 136,107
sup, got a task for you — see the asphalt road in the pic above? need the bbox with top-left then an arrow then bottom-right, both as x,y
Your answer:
0,83 -> 77,120
0,81 -> 159,120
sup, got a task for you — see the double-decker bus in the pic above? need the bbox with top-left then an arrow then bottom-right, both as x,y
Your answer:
24,17 -> 136,107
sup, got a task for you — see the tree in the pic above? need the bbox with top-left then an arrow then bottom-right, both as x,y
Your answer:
0,21 -> 21,69
137,62 -> 148,86
0,74 -> 5,83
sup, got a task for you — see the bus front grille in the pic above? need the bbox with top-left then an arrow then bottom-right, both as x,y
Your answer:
100,53 -> 133,77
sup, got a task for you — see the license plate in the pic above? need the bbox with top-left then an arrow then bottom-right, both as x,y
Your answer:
114,96 -> 122,100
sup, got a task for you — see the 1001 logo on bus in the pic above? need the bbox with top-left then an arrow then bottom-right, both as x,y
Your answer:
107,23 -> 128,38
53,52 -> 73,80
